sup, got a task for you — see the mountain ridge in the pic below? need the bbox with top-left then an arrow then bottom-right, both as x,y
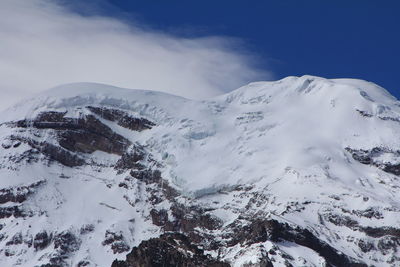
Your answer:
0,76 -> 399,266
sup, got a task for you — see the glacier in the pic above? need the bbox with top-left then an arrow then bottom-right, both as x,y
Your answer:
0,76 -> 399,266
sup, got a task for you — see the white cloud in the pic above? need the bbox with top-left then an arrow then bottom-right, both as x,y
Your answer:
0,0 -> 271,110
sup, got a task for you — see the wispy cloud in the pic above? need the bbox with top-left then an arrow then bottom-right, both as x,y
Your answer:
0,0 -> 271,109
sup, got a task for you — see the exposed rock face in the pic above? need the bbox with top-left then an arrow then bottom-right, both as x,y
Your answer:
8,135 -> 86,167
0,180 -> 45,204
102,230 -> 131,254
114,145 -> 146,173
227,219 -> 366,267
0,205 -> 30,219
33,230 -> 52,251
50,231 -> 82,266
0,181 -> 45,221
1,107 -> 156,170
346,147 -> 400,176
111,233 -> 230,267
4,110 -> 135,169
12,111 -> 132,155
87,106 -> 155,131
150,204 -> 222,233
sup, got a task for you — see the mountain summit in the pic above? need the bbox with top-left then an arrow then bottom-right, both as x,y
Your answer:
0,76 -> 399,266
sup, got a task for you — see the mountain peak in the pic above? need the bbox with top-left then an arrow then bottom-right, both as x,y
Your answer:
0,77 -> 400,266
230,75 -> 395,104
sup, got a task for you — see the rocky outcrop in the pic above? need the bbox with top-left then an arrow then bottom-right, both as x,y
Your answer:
151,204 -> 222,233
50,231 -> 81,266
346,147 -> 400,176
0,205 -> 31,219
3,109 -> 155,169
11,111 -> 131,156
111,233 -> 230,267
0,180 -> 45,204
87,106 -> 155,131
102,230 -> 130,254
8,135 -> 86,167
224,218 -> 367,267
114,145 -> 146,173
33,230 -> 52,251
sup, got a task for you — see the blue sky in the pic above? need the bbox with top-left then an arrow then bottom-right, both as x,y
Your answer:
78,0 -> 400,98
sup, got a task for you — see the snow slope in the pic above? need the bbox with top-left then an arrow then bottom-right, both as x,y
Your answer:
0,76 -> 400,266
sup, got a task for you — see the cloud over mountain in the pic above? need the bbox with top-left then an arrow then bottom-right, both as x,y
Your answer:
0,0 -> 270,110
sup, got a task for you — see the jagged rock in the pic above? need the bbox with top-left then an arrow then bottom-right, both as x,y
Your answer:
6,232 -> 23,246
150,209 -> 169,227
346,147 -> 400,176
7,147 -> 40,165
150,203 -> 222,234
324,213 -> 359,229
34,231 -> 52,250
56,115 -> 131,155
382,164 -> 400,176
353,207 -> 383,219
226,219 -> 367,267
358,239 -> 375,253
361,226 -> 400,238
80,224 -> 95,235
9,136 -> 85,167
130,169 -> 162,184
12,111 -> 131,156
54,231 -> 80,252
377,236 -> 400,255
111,233 -> 230,267
36,111 -> 68,122
0,205 -> 30,219
87,106 -> 155,131
51,231 -> 81,265
0,180 -> 45,204
346,147 -> 373,165
102,230 -> 130,254
115,145 -> 146,173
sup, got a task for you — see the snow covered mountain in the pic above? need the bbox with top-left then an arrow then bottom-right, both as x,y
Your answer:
0,76 -> 399,266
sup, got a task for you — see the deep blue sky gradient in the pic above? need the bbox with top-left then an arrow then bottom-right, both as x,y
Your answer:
71,0 -> 400,98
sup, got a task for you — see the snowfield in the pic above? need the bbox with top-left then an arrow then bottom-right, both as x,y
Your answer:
0,75 -> 399,266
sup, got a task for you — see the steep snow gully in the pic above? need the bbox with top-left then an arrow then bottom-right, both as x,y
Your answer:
0,76 -> 399,266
